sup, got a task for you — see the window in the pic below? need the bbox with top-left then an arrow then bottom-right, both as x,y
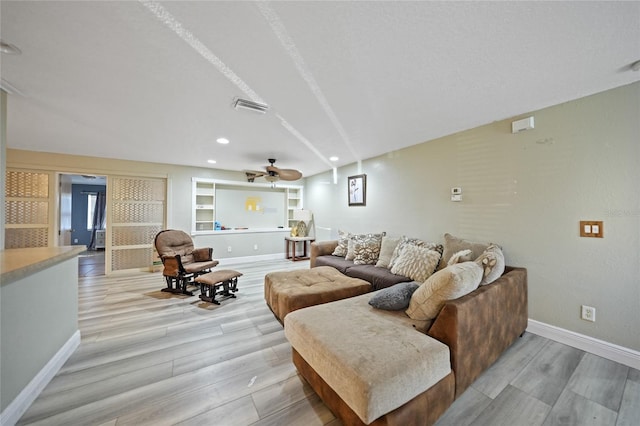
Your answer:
87,193 -> 97,230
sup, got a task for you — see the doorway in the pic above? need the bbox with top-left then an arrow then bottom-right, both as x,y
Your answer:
59,173 -> 107,277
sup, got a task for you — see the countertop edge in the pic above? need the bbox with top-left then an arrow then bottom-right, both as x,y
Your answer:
1,246 -> 87,286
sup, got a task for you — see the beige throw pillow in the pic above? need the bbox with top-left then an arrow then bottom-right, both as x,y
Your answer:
438,233 -> 491,270
447,249 -> 473,266
390,244 -> 442,282
406,261 -> 483,321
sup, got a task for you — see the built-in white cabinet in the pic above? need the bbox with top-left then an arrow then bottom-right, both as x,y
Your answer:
191,178 -> 303,235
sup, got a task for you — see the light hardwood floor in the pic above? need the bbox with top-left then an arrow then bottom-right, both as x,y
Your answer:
18,258 -> 640,425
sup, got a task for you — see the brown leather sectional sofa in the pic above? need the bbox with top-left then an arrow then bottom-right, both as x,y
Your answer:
286,240 -> 528,425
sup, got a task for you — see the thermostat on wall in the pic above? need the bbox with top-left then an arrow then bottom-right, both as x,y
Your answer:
451,187 -> 462,202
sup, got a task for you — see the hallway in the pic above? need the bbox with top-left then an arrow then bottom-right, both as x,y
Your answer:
77,250 -> 104,277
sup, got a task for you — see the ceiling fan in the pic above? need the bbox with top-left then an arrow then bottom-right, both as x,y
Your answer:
245,158 -> 302,183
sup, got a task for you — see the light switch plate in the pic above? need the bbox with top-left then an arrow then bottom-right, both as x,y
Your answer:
580,221 -> 603,238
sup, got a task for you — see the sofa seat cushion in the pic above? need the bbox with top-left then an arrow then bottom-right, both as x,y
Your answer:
285,293 -> 450,424
345,264 -> 411,290
314,255 -> 355,274
183,260 -> 219,273
264,266 -> 371,323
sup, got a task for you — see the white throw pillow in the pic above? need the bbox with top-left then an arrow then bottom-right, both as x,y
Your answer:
475,244 -> 505,285
390,244 -> 441,282
375,236 -> 401,268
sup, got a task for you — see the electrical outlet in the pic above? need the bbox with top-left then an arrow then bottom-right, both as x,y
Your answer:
581,305 -> 596,322
227,246 -> 232,253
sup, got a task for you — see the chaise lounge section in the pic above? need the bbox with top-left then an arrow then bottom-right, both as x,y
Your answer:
285,263 -> 528,425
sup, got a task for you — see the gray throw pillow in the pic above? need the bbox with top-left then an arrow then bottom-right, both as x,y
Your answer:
368,281 -> 420,311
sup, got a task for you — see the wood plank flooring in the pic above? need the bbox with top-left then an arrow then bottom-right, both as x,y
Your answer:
17,258 -> 640,425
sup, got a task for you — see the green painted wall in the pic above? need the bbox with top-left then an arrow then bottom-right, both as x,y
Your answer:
306,82 -> 640,351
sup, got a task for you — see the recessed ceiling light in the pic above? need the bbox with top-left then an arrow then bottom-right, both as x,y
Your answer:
329,156 -> 339,162
216,137 -> 229,144
207,159 -> 217,164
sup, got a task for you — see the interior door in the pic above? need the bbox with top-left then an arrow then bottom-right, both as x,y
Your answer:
58,174 -> 73,246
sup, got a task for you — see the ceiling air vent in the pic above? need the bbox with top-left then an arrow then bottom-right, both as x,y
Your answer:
233,97 -> 269,114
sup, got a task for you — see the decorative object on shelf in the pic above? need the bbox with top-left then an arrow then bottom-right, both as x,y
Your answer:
348,174 -> 366,206
292,209 -> 314,238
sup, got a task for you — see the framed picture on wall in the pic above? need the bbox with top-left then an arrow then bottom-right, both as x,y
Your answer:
348,174 -> 366,206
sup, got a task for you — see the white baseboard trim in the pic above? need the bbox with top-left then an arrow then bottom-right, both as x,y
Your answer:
527,319 -> 640,370
218,253 -> 291,265
1,330 -> 81,426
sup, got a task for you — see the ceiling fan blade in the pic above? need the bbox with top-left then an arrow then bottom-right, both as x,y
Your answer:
267,166 -> 302,181
244,170 -> 267,182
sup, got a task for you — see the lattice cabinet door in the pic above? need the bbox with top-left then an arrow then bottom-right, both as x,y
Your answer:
108,176 -> 166,274
4,170 -> 53,248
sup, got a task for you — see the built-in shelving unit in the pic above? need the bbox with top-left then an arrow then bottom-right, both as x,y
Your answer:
193,180 -> 215,232
191,178 -> 303,235
286,187 -> 303,228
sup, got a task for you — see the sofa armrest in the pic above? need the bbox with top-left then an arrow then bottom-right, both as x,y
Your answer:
310,240 -> 339,268
192,247 -> 213,262
161,255 -> 185,277
427,266 -> 528,398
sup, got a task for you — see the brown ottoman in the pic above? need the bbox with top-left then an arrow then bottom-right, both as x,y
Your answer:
264,266 -> 371,323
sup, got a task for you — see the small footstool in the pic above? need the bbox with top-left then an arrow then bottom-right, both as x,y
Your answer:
195,269 -> 242,305
264,266 -> 370,323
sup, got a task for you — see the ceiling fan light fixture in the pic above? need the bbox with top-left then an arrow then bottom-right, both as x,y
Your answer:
233,97 -> 269,114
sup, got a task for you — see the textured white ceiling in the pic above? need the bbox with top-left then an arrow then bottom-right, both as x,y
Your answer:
1,1 -> 639,178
